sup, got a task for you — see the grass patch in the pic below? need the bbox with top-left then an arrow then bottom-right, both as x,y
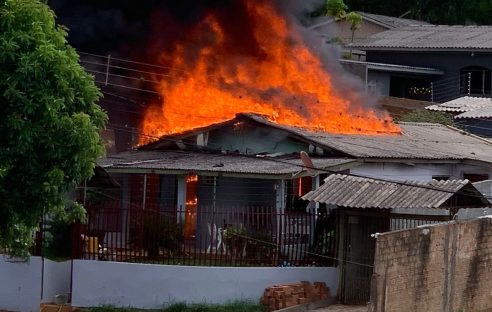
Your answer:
80,301 -> 267,312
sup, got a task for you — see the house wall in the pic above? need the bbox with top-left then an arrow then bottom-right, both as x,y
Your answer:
350,162 -> 492,181
367,71 -> 390,95
459,119 -> 492,138
369,217 -> 492,312
366,51 -> 492,100
207,124 -> 310,154
71,260 -> 338,309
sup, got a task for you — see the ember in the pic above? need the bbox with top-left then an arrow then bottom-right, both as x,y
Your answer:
140,0 -> 400,144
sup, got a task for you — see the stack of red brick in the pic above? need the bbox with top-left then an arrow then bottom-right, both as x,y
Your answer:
261,281 -> 330,311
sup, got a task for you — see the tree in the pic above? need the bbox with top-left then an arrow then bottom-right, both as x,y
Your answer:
0,0 -> 107,257
326,0 -> 363,59
345,11 -> 363,58
326,0 -> 348,20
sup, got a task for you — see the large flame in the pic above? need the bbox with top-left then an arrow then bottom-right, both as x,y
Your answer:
140,0 -> 400,144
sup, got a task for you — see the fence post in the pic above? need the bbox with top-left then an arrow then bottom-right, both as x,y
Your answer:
430,82 -> 434,103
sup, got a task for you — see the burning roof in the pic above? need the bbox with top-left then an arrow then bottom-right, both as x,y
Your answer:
140,113 -> 492,165
139,0 -> 399,144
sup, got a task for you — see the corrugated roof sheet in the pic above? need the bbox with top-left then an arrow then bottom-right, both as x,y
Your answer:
426,96 -> 492,113
302,174 -> 489,209
99,150 -> 355,177
241,114 -> 492,163
455,106 -> 492,119
352,25 -> 492,50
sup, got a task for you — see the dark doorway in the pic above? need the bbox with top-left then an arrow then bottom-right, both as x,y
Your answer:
339,212 -> 390,305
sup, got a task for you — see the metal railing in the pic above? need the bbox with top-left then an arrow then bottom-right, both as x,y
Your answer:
72,201 -> 337,267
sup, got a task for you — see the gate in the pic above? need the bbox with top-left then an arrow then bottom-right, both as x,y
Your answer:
339,211 -> 450,305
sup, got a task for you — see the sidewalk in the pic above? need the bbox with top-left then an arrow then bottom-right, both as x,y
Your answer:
310,304 -> 367,312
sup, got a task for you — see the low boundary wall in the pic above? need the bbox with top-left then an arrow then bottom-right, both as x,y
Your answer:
72,260 -> 338,309
369,217 -> 492,312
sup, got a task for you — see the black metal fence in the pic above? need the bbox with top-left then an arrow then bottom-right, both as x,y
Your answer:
72,202 -> 337,267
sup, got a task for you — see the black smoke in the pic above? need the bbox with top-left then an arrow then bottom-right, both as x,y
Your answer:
48,0 -> 300,61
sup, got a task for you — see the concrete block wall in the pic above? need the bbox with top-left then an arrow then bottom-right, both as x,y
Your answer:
369,217 -> 492,312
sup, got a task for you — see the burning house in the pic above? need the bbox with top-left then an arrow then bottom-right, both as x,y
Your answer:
66,0 -> 492,305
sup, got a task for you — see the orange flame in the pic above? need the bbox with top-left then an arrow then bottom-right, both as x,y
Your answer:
140,1 -> 400,144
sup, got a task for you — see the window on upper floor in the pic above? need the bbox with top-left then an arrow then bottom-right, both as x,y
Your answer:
460,66 -> 491,95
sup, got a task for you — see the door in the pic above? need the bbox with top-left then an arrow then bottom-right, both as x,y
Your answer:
340,214 -> 389,305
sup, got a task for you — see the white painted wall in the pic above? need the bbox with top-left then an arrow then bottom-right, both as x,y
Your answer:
351,162 -> 492,181
0,255 -> 42,312
72,260 -> 338,309
42,259 -> 72,303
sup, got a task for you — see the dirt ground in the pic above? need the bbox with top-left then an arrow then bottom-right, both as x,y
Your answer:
310,304 -> 368,312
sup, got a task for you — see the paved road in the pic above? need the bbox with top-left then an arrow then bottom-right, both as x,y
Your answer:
310,304 -> 367,312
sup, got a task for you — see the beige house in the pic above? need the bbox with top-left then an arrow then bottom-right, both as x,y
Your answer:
309,12 -> 429,46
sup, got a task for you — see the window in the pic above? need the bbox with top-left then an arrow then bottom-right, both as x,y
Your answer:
460,66 -> 491,95
285,177 -> 313,212
463,173 -> 489,182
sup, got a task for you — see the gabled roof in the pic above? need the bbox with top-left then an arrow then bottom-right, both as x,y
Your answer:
141,113 -> 492,165
302,174 -> 491,209
426,96 -> 492,113
352,25 -> 492,51
358,12 -> 430,29
98,150 -> 356,179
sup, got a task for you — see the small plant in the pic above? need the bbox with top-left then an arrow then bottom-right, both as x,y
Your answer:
223,224 -> 247,258
129,214 -> 183,258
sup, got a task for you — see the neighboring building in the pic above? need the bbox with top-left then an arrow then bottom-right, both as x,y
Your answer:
426,96 -> 492,137
303,175 -> 490,304
350,26 -> 492,101
309,12 -> 429,47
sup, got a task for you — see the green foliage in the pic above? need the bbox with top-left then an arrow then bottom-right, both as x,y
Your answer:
398,110 -> 455,126
344,0 -> 492,25
346,11 -> 363,31
325,0 -> 348,19
0,0 -> 107,257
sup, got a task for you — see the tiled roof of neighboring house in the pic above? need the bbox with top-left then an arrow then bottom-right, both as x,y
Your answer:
352,25 -> 492,51
98,150 -> 356,178
426,96 -> 492,113
302,174 -> 490,209
142,113 -> 492,165
455,106 -> 492,119
358,12 -> 430,29
308,13 -> 428,30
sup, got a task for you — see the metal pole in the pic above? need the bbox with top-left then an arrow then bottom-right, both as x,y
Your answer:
105,54 -> 111,86
142,174 -> 147,209
468,72 -> 472,96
